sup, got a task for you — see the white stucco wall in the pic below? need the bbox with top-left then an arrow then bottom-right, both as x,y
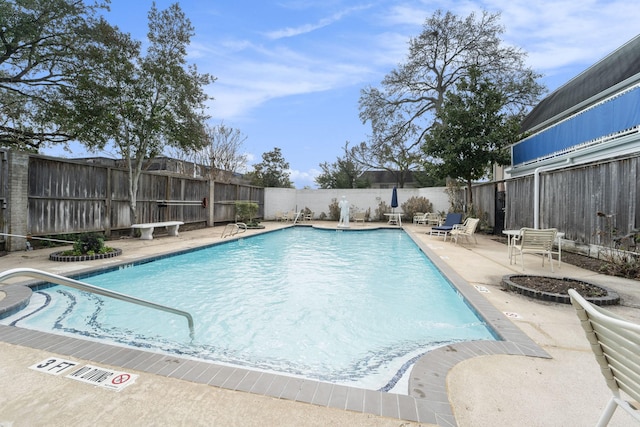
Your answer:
264,187 -> 449,220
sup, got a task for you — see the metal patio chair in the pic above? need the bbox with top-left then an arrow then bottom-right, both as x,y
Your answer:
509,227 -> 557,272
569,289 -> 640,426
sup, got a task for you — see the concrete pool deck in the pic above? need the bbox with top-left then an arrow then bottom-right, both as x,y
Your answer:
1,221 -> 639,426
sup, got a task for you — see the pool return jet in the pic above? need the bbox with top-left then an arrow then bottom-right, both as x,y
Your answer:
0,268 -> 195,339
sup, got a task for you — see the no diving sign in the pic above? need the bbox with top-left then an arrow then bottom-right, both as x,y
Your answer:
30,358 -> 137,391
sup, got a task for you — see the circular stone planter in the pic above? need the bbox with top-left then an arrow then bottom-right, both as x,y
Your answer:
502,274 -> 620,306
49,248 -> 122,262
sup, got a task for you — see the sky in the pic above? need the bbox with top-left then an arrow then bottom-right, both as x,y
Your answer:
45,0 -> 640,188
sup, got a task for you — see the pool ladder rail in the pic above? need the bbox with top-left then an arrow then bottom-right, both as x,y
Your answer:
0,267 -> 195,339
221,222 -> 247,238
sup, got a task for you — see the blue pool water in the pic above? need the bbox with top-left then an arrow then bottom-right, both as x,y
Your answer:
6,228 -> 495,391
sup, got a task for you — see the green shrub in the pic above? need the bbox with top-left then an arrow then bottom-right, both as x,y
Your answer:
62,233 -> 114,256
375,201 -> 390,221
401,196 -> 433,220
328,198 -> 340,221
235,201 -> 259,223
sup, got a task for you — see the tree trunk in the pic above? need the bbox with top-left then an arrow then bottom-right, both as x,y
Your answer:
127,158 -> 138,228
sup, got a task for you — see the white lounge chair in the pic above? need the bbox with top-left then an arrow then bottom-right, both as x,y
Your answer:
353,211 -> 366,225
569,289 -> 640,426
509,227 -> 557,272
450,218 -> 480,245
415,212 -> 441,226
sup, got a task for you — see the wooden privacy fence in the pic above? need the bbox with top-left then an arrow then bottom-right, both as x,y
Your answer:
3,152 -> 264,244
469,181 -> 504,234
212,182 -> 264,224
3,149 -> 638,251
468,155 -> 639,245
503,155 -> 640,244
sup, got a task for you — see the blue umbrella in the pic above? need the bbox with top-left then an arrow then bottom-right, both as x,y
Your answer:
391,186 -> 398,212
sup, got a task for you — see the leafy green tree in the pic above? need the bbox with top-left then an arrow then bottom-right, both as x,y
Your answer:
422,67 -> 519,205
246,147 -> 292,188
60,3 -> 214,224
357,9 -> 544,184
315,143 -> 369,189
412,168 -> 446,187
0,0 -> 109,150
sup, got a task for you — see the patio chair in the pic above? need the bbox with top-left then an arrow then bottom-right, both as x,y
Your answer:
450,218 -> 480,245
429,213 -> 463,241
509,227 -> 557,272
427,212 -> 442,225
568,289 -> 640,426
353,211 -> 366,225
415,212 -> 441,226
413,212 -> 425,224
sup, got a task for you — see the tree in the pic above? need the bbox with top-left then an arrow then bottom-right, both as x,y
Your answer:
357,9 -> 544,183
0,0 -> 109,151
422,67 -> 520,205
168,122 -> 248,181
412,168 -> 446,188
348,130 -> 419,188
198,123 -> 248,181
246,147 -> 292,188
315,143 -> 369,189
60,3 -> 214,224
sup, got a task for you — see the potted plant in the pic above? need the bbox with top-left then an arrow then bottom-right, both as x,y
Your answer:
50,233 -> 121,262
235,201 -> 264,229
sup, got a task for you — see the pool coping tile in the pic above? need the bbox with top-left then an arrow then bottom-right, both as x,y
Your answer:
279,377 -> 306,400
247,372 -> 275,395
363,389 -> 382,416
295,379 -> 319,403
345,386 -> 365,413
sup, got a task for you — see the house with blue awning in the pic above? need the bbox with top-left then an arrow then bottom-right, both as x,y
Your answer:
500,34 -> 640,244
507,34 -> 640,179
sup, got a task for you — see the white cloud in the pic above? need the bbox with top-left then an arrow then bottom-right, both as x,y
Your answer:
265,19 -> 333,40
376,0 -> 639,82
264,4 -> 373,39
479,0 -> 639,73
289,168 -> 321,188
383,4 -> 428,26
205,44 -> 375,120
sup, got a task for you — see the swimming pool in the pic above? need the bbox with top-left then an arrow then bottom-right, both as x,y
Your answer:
4,227 -> 495,392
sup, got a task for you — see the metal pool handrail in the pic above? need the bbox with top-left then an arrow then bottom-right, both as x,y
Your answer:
0,268 -> 195,339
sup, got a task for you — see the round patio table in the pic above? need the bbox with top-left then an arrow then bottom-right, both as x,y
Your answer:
384,213 -> 402,226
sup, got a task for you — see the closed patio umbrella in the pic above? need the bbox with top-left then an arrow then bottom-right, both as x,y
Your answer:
391,186 -> 398,212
